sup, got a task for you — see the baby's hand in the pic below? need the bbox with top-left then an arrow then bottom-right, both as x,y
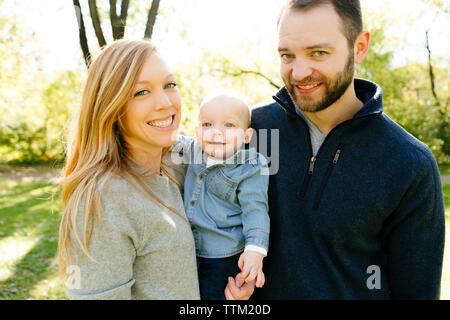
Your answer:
238,251 -> 265,288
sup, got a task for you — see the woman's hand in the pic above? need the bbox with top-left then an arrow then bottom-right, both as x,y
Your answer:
224,273 -> 256,300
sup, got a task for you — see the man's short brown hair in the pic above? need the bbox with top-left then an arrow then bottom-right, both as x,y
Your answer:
278,0 -> 363,48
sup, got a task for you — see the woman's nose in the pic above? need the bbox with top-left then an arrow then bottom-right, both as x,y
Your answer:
153,90 -> 171,110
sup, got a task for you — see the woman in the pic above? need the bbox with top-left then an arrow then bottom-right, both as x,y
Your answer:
57,39 -> 200,299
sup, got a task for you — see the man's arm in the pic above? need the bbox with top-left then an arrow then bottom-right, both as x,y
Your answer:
381,151 -> 445,299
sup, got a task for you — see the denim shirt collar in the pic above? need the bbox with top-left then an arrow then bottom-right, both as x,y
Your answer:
198,144 -> 258,172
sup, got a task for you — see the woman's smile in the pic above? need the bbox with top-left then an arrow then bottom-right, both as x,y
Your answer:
146,114 -> 175,129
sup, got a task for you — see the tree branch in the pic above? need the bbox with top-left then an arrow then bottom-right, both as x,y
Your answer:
425,30 -> 440,106
88,0 -> 106,47
215,68 -> 281,90
144,0 -> 160,39
73,0 -> 91,67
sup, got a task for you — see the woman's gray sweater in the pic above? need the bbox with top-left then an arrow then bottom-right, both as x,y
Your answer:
66,157 -> 200,300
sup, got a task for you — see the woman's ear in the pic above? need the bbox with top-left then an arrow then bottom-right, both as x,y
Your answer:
244,128 -> 254,144
354,31 -> 370,64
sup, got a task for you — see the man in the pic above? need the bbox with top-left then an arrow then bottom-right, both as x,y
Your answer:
225,0 -> 445,299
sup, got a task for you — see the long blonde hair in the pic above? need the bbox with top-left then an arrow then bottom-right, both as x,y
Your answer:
58,39 -> 186,276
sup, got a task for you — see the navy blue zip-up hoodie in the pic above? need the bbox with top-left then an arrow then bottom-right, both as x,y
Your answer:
251,78 -> 445,299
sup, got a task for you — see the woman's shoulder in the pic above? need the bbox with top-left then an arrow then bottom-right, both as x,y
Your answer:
97,171 -> 135,195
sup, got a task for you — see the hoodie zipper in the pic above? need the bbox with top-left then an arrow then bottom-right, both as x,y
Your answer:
274,94 -> 380,201
299,156 -> 316,197
312,146 -> 342,210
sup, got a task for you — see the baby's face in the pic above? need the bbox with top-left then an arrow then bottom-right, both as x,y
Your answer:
196,96 -> 253,160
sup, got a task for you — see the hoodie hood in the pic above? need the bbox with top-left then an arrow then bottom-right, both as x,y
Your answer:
273,78 -> 383,120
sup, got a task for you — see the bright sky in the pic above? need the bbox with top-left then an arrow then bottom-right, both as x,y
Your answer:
3,0 -> 449,71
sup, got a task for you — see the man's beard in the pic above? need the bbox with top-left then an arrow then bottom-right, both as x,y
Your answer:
286,53 -> 355,113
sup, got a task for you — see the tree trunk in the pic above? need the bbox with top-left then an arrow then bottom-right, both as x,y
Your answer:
425,30 -> 449,155
144,0 -> 160,39
109,0 -> 129,40
75,0 -> 161,67
73,0 -> 91,67
88,0 -> 106,47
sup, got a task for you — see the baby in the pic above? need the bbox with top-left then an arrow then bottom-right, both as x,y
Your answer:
172,89 -> 270,300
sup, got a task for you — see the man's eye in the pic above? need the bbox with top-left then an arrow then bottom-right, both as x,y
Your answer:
281,53 -> 294,61
224,123 -> 234,128
202,123 -> 212,127
134,89 -> 150,97
165,82 -> 177,89
313,51 -> 327,57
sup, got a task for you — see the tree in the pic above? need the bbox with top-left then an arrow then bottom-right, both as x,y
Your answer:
422,0 -> 449,155
73,0 -> 161,67
357,11 -> 449,164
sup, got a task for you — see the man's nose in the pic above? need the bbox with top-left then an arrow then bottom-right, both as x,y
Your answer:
291,59 -> 313,82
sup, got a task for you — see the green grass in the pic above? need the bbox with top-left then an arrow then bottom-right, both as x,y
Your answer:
0,179 -> 449,299
440,165 -> 450,175
0,181 -> 67,300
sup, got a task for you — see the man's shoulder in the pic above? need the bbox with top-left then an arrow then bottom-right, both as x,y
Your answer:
380,114 -> 433,154
376,114 -> 438,173
251,101 -> 285,128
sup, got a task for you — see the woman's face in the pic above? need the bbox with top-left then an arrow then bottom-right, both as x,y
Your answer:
122,53 -> 181,154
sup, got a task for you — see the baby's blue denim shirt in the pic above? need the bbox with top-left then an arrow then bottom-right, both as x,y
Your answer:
170,135 -> 270,258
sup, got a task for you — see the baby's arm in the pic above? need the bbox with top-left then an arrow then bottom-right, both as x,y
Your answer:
236,153 -> 270,288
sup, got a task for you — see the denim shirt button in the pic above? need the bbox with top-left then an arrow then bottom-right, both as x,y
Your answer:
190,200 -> 195,206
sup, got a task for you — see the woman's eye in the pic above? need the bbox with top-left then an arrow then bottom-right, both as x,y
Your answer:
224,123 -> 234,128
134,89 -> 150,97
202,123 -> 212,127
165,82 -> 177,89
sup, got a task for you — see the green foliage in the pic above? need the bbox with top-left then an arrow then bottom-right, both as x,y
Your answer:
0,70 -> 84,165
0,2 -> 448,165
174,46 -> 282,136
357,14 -> 449,165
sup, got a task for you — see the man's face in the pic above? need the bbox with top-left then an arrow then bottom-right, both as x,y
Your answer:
278,5 -> 355,113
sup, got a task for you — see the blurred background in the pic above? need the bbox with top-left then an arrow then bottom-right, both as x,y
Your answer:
0,0 -> 448,299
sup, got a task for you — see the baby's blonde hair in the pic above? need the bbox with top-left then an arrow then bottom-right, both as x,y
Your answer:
200,89 -> 251,127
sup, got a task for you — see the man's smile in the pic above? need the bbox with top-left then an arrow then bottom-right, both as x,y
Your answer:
295,82 -> 323,94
